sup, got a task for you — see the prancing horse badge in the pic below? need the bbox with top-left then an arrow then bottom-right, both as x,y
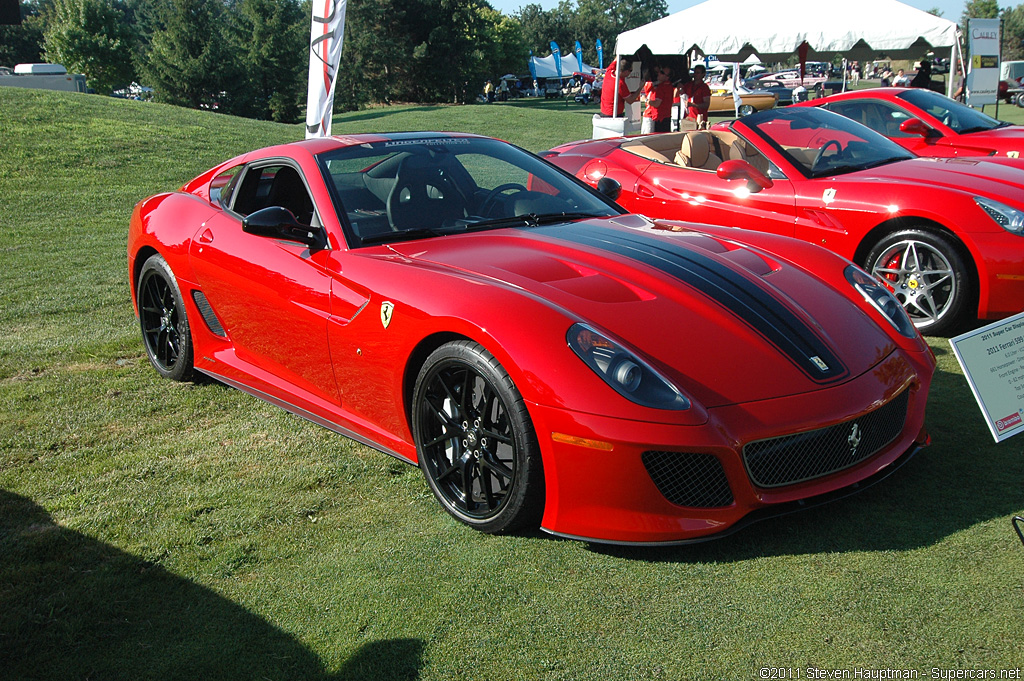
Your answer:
380,301 -> 395,329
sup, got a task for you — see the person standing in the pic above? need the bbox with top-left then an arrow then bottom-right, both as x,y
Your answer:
484,80 -> 494,103
910,60 -> 932,89
679,64 -> 712,129
600,57 -> 639,117
642,68 -> 675,133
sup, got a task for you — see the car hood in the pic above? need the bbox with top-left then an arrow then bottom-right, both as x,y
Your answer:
388,215 -> 902,408
950,126 -> 1024,155
844,156 -> 1024,200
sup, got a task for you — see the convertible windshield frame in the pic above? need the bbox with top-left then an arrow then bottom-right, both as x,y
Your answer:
738,108 -> 914,179
315,135 -> 623,249
896,88 -> 1010,134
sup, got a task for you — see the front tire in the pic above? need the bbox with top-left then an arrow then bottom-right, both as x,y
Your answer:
738,104 -> 756,117
137,254 -> 194,381
864,229 -> 971,336
412,341 -> 543,534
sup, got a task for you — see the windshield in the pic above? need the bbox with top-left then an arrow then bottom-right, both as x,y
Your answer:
897,88 -> 1009,134
317,136 -> 622,247
740,107 -> 914,179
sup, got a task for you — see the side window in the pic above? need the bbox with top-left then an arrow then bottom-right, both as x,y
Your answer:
231,164 -> 316,225
210,165 -> 243,209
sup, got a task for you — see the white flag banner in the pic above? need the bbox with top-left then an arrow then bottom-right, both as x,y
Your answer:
305,0 -> 347,139
731,62 -> 742,115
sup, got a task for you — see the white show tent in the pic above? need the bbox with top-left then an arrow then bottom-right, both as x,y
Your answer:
615,0 -> 960,95
530,53 -> 600,80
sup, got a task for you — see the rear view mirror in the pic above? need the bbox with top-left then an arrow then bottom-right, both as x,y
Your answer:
596,177 -> 622,201
716,159 -> 773,193
898,118 -> 936,138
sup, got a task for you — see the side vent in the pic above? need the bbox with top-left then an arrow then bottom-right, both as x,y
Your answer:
191,290 -> 226,337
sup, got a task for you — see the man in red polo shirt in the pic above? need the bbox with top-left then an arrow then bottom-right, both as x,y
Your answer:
679,64 -> 712,129
600,58 -> 639,117
642,68 -> 676,133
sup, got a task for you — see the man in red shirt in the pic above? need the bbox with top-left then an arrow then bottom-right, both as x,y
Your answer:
642,68 -> 676,133
679,64 -> 711,129
600,58 -> 639,117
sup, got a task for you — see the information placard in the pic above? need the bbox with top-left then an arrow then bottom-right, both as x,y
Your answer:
949,310 -> 1024,442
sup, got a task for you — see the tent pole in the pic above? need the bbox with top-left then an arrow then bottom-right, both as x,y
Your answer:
612,52 -> 621,119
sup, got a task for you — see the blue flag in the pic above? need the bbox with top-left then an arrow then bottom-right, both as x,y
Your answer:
575,41 -> 583,72
596,39 -> 603,70
550,41 -> 562,78
528,50 -> 537,82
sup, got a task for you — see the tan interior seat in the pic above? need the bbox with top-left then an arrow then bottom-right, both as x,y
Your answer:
674,132 -> 722,170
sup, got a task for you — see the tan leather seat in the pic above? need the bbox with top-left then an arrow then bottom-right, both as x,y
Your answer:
674,132 -> 723,170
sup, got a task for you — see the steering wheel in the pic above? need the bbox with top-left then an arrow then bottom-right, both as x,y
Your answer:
811,140 -> 843,172
479,183 -> 528,216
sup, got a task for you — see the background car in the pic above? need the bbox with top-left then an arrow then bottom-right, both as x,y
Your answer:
798,87 -> 1024,158
708,85 -> 777,116
544,107 -> 1024,335
129,132 -> 934,545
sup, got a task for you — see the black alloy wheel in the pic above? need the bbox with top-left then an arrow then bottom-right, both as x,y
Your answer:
138,254 -> 194,381
412,341 -> 543,534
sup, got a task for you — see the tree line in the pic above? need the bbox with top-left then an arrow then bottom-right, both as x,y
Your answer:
0,0 -> 666,120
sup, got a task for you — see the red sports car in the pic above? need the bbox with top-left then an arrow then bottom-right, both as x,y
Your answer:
544,107 -> 1024,335
129,132 -> 934,545
797,87 -> 1024,158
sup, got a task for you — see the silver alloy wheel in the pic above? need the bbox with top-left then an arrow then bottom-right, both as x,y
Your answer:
869,238 -> 957,330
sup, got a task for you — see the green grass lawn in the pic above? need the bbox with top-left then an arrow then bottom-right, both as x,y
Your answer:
2,88 -> 1023,680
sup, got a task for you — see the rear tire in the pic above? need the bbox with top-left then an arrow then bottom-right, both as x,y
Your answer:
412,341 -> 543,534
864,229 -> 971,336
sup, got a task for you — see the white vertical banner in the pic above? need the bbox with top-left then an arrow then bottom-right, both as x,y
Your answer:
731,62 -> 741,116
966,18 -> 1000,108
305,0 -> 347,139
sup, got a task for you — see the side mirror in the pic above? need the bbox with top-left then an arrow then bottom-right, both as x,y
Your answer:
716,159 -> 773,193
242,206 -> 323,248
898,118 -> 936,138
596,176 -> 622,201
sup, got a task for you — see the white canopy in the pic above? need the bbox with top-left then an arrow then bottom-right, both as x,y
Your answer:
530,53 -> 600,80
616,0 -> 959,63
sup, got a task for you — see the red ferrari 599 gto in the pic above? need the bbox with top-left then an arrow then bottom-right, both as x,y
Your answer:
129,132 -> 934,545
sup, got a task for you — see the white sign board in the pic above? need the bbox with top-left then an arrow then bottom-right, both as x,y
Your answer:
966,18 -> 1000,107
949,311 -> 1024,442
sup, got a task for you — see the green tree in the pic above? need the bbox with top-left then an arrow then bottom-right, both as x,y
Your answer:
42,0 -> 136,93
143,0 -> 232,109
0,3 -> 47,66
1002,4 -> 1024,61
225,0 -> 306,121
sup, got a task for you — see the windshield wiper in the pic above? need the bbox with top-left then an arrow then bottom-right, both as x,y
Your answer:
359,227 -> 453,245
471,212 -> 607,229
959,125 -> 1001,134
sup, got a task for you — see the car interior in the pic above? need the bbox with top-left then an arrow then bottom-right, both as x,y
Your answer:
622,130 -> 771,174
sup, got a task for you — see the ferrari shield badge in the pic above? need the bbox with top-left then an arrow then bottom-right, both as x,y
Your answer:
822,188 -> 837,205
380,301 -> 395,329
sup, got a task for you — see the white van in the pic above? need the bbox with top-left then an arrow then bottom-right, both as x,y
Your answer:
0,63 -> 87,93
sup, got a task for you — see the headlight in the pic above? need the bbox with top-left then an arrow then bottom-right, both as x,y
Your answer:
567,323 -> 690,410
845,265 -> 917,338
976,197 -> 1024,234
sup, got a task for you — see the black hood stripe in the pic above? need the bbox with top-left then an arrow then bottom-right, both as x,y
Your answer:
536,223 -> 847,383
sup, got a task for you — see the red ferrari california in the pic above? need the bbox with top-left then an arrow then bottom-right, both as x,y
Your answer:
129,132 -> 934,545
797,87 -> 1024,158
545,107 -> 1024,335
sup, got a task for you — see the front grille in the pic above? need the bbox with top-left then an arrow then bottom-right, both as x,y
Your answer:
642,451 -> 734,508
743,389 -> 910,488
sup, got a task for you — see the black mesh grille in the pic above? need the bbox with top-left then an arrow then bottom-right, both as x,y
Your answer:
642,451 -> 734,508
192,290 -> 226,337
743,389 -> 910,489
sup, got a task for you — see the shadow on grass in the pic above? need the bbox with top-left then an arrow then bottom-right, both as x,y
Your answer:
587,357 -> 1024,563
0,490 -> 423,680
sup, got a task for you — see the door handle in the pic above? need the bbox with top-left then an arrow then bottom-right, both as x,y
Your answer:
198,229 -> 214,244
636,185 -> 655,198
